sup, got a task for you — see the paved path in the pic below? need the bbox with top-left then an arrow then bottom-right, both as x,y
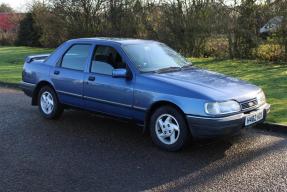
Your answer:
0,87 -> 286,192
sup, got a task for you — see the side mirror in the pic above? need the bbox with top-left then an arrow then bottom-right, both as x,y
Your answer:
112,68 -> 128,78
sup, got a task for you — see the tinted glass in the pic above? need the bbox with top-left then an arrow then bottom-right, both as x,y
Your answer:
61,44 -> 92,71
91,45 -> 125,75
123,43 -> 189,72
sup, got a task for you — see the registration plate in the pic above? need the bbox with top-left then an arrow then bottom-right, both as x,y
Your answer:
245,110 -> 264,126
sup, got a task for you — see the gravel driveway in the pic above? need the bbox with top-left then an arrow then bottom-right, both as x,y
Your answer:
0,87 -> 286,192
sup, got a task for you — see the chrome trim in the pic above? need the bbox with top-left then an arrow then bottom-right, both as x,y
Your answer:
21,81 -> 36,87
187,113 -> 244,120
56,91 -> 147,111
133,106 -> 147,111
265,103 -> 271,113
84,96 -> 132,108
57,90 -> 82,98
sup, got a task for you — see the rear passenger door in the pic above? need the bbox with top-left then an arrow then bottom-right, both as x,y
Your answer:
83,44 -> 134,118
51,44 -> 93,107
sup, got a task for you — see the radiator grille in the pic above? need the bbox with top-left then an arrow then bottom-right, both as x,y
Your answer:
240,99 -> 258,111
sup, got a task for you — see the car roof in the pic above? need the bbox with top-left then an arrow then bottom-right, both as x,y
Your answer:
69,37 -> 158,45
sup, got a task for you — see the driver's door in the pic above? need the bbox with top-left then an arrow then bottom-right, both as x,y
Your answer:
83,44 -> 134,118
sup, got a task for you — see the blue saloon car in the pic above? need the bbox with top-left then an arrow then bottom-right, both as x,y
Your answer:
21,38 -> 270,151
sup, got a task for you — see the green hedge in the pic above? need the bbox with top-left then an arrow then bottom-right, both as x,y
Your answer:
253,43 -> 285,62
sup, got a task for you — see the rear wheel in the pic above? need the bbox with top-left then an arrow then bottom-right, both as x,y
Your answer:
38,86 -> 63,119
150,106 -> 190,151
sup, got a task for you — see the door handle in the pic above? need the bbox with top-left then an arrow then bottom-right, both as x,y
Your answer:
54,70 -> 60,75
88,76 -> 95,81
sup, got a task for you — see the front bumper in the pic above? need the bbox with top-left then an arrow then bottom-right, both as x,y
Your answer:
20,81 -> 35,97
187,103 -> 271,138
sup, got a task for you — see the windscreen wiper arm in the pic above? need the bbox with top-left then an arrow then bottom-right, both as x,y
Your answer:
155,67 -> 182,73
181,63 -> 194,69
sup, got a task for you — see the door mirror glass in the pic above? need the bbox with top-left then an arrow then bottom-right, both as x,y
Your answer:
112,68 -> 127,78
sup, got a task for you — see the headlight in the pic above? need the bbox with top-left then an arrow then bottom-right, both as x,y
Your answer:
205,100 -> 241,115
256,91 -> 266,106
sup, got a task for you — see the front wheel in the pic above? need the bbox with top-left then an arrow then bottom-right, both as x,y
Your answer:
150,106 -> 190,151
38,86 -> 63,119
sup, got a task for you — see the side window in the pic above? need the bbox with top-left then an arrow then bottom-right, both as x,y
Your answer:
91,45 -> 126,75
61,44 -> 92,71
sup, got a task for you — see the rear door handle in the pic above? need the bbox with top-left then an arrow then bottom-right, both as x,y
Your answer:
88,76 -> 95,81
54,70 -> 60,75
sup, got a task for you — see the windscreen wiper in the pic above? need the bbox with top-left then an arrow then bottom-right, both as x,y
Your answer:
181,63 -> 193,69
155,66 -> 182,73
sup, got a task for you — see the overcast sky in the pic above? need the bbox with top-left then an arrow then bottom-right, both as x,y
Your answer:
0,0 -> 32,12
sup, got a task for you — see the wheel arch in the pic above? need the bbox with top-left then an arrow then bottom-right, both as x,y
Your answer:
144,100 -> 187,133
32,81 -> 55,105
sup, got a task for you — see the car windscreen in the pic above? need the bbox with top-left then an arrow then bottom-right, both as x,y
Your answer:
122,43 -> 190,72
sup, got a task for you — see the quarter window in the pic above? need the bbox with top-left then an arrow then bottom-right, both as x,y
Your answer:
61,44 -> 92,71
91,45 -> 126,75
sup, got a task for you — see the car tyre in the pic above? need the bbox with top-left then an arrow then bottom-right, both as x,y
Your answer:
38,86 -> 63,119
150,106 -> 190,151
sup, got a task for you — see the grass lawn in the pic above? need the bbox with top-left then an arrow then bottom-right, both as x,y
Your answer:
0,46 -> 53,84
0,46 -> 286,124
192,58 -> 287,125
